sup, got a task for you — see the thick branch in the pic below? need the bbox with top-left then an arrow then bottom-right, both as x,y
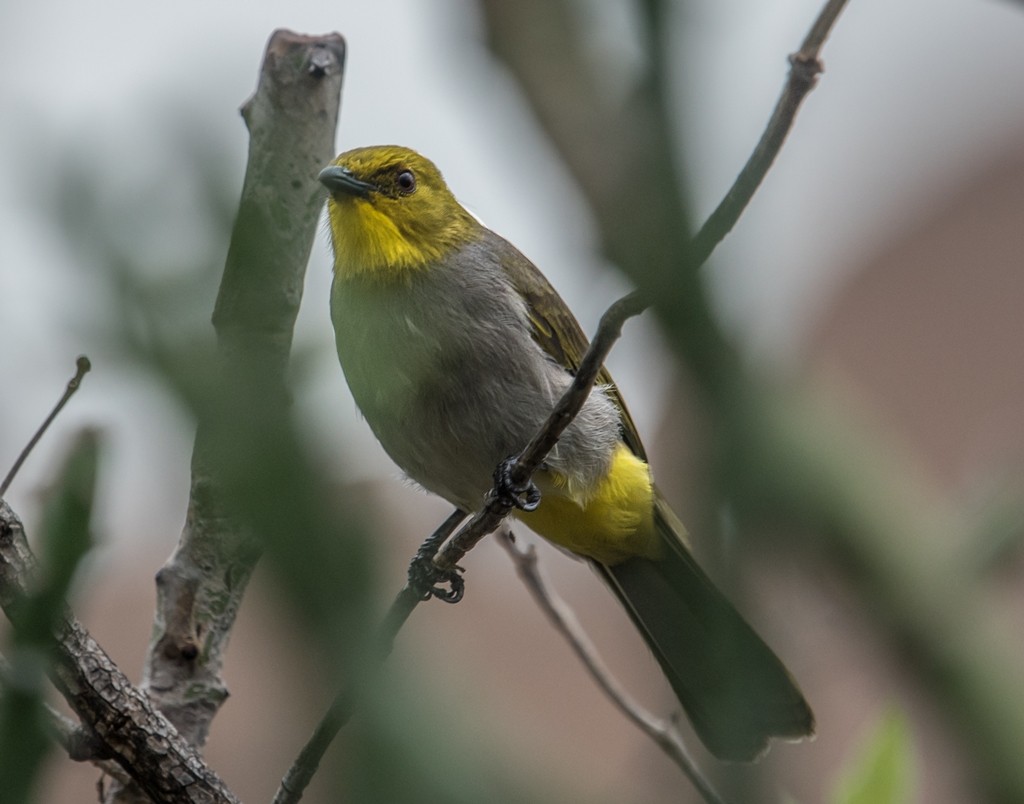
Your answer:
137,27 -> 346,762
0,501 -> 238,804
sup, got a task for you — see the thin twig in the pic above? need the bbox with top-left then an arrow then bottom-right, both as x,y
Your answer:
433,290 -> 649,571
496,529 -> 727,804
691,0 -> 850,267
0,356 -> 90,498
271,688 -> 353,804
271,508 -> 465,804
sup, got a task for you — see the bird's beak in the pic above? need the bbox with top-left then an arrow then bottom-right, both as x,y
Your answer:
318,165 -> 376,199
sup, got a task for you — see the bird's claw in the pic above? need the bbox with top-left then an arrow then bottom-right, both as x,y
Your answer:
408,554 -> 465,604
492,457 -> 542,512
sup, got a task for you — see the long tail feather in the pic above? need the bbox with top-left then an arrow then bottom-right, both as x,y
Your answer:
599,497 -> 814,761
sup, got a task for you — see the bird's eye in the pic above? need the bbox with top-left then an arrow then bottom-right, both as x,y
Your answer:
396,169 -> 416,194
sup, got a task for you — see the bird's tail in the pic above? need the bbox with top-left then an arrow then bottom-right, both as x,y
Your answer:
599,495 -> 814,761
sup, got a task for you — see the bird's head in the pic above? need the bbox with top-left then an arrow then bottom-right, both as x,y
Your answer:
319,145 -> 477,279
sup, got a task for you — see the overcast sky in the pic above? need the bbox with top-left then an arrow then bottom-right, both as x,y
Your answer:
2,0 -> 1023,551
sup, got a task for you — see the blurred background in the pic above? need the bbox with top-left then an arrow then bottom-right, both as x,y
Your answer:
2,0 -> 1024,802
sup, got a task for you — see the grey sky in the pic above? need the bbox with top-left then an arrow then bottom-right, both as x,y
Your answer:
2,0 -> 1023,549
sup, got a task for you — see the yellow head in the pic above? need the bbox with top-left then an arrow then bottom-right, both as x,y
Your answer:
319,145 -> 478,280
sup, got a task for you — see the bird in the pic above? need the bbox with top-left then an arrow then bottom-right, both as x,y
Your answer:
319,144 -> 814,761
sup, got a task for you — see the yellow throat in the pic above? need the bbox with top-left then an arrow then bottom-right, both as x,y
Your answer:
322,145 -> 478,279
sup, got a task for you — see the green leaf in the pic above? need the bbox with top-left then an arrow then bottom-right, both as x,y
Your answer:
831,709 -> 915,804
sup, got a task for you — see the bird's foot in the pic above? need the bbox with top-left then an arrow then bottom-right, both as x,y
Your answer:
408,550 -> 465,604
492,456 -> 541,512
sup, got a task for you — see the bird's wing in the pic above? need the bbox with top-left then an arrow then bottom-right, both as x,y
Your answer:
498,236 -> 647,461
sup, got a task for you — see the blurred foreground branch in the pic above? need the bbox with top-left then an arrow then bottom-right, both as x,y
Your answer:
482,0 -> 1024,800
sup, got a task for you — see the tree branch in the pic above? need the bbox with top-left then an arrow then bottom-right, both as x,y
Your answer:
379,290 -> 649,648
426,290 -> 650,583
0,356 -> 90,498
41,702 -> 124,780
0,501 -> 239,804
480,0 -> 850,391
133,25 -> 345,761
692,0 -> 850,266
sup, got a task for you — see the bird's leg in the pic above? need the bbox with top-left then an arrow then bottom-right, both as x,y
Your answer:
492,456 -> 542,512
408,508 -> 467,604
